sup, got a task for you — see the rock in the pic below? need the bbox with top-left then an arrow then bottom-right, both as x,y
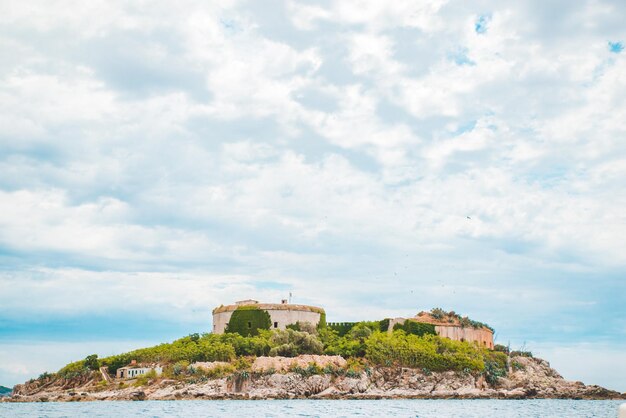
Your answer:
4,354 -> 625,402
252,355 -> 347,372
130,391 -> 145,401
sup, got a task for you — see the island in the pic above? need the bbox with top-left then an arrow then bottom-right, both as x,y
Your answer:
4,302 -> 624,402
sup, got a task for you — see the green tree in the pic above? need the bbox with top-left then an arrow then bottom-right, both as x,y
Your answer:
84,354 -> 99,371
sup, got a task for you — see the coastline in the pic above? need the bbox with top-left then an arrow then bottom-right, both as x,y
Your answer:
5,356 -> 624,403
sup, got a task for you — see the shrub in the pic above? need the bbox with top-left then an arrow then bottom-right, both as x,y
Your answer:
494,344 -> 509,354
511,361 -> 524,371
288,362 -> 323,377
134,375 -> 149,387
286,323 -> 301,331
327,322 -> 358,336
430,308 -> 446,320
379,319 -> 390,332
269,343 -> 298,357
510,350 -> 533,358
219,332 -> 271,357
392,320 -> 436,337
365,331 -> 485,372
57,361 -> 90,379
233,357 -> 252,371
482,351 -> 508,385
427,308 -> 494,331
100,334 -> 236,372
287,321 -> 318,335
170,360 -> 189,377
324,336 -> 365,357
205,364 -> 236,378
268,329 -> 323,357
38,372 -> 54,381
348,323 -> 373,340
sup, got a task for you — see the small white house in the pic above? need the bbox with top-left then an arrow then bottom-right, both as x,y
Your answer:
116,362 -> 163,379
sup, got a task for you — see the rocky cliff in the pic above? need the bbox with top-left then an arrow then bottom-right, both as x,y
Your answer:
4,355 -> 624,402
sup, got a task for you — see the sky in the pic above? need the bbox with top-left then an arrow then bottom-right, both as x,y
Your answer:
0,0 -> 625,391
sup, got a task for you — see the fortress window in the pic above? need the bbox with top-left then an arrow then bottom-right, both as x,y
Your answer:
247,321 -> 252,329
274,322 -> 278,328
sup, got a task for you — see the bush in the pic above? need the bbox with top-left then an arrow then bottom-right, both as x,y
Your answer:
205,364 -> 236,378
494,344 -> 509,354
430,308 -> 446,320
482,350 -> 508,385
427,308 -> 494,331
38,372 -> 54,381
511,361 -> 524,371
57,361 -> 90,379
100,334 -> 236,373
268,329 -> 323,357
233,357 -> 252,371
324,336 -> 364,357
327,322 -> 358,336
287,321 -> 318,335
379,319 -> 390,332
511,350 -> 533,358
365,331 -> 485,372
219,332 -> 271,357
392,320 -> 436,337
288,362 -> 323,377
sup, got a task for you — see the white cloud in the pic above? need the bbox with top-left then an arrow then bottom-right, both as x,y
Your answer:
0,0 -> 625,391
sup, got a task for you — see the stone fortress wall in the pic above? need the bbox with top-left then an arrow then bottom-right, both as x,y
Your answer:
435,325 -> 494,349
212,300 -> 493,349
212,299 -> 324,334
388,312 -> 494,349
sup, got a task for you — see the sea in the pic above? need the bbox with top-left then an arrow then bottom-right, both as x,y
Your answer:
0,399 -> 624,418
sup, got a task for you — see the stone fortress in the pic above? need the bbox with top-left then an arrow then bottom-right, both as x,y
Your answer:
212,299 -> 494,349
212,299 -> 325,334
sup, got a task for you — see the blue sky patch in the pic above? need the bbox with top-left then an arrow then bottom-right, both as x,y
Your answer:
475,14 -> 491,34
448,47 -> 476,66
608,41 -> 623,53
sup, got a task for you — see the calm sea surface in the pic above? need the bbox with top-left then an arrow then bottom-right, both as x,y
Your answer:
0,399 -> 623,417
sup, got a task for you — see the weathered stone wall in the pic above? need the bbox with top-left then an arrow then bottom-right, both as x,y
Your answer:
434,325 -> 494,349
387,318 -> 493,349
212,307 -> 322,334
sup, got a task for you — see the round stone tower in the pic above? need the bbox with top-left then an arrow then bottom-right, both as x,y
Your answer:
212,299 -> 325,334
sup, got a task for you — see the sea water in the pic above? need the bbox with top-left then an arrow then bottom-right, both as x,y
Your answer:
0,399 -> 622,417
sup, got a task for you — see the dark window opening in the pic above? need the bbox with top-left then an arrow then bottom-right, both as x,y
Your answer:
247,321 -> 252,328
274,322 -> 278,328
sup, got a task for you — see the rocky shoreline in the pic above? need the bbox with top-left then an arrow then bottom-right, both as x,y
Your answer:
4,356 -> 624,402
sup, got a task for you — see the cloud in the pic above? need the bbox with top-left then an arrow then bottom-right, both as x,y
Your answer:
0,0 -> 625,391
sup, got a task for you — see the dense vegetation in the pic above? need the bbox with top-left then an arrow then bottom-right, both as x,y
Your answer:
392,319 -> 437,337
225,306 -> 272,336
428,308 -> 494,331
45,318 -> 508,386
